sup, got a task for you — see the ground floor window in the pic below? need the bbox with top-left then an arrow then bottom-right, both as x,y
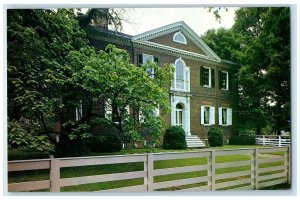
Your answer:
201,105 -> 215,125
219,107 -> 232,126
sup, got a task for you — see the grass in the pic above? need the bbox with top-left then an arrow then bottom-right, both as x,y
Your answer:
8,145 -> 290,192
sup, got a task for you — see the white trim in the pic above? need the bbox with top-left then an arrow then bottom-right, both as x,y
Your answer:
142,53 -> 154,78
132,21 -> 221,62
201,105 -> 215,126
173,31 -> 187,44
221,71 -> 229,91
171,95 -> 190,136
218,107 -> 232,126
75,100 -> 83,121
134,40 -> 219,63
105,99 -> 112,120
202,66 -> 212,88
173,58 -> 190,92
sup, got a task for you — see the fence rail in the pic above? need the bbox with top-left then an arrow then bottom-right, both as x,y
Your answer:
8,146 -> 290,192
255,135 -> 291,147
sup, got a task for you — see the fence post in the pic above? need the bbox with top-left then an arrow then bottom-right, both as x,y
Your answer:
147,153 -> 154,191
287,145 -> 291,184
208,150 -> 215,191
278,136 -> 282,147
254,148 -> 259,189
50,158 -> 60,192
262,135 -> 265,146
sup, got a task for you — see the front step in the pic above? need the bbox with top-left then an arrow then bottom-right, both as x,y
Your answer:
185,135 -> 206,148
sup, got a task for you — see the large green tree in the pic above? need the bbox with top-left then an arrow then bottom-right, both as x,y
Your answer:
202,7 -> 290,135
7,9 -> 173,155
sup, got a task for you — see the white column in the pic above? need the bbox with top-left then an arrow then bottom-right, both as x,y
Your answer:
186,97 -> 191,136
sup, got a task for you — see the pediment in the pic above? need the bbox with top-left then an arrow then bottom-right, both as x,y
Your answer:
132,21 -> 222,62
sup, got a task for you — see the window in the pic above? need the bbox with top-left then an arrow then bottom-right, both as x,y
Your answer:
138,53 -> 158,78
200,66 -> 215,88
220,71 -> 229,90
173,58 -> 190,91
201,106 -> 215,126
219,107 -> 232,126
173,31 -> 187,44
176,59 -> 185,90
105,99 -> 118,123
204,106 -> 210,125
176,103 -> 184,127
75,100 -> 83,121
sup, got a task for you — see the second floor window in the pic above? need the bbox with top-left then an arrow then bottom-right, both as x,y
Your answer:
138,53 -> 158,78
172,58 -> 190,92
200,66 -> 215,88
176,59 -> 185,90
220,71 -> 229,90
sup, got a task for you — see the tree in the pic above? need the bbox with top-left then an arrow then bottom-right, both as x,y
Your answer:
202,8 -> 290,135
76,8 -> 128,31
202,28 -> 241,62
8,9 -> 173,154
79,44 -> 173,144
7,9 -> 93,142
234,8 -> 290,134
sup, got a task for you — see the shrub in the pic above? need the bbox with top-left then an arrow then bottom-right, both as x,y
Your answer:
8,149 -> 49,161
89,134 -> 122,153
229,134 -> 256,145
163,126 -> 187,149
208,127 -> 223,147
8,119 -> 54,154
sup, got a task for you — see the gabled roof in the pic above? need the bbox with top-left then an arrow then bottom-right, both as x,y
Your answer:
132,21 -> 222,63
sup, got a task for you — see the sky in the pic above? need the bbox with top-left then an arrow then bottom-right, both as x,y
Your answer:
117,7 -> 237,36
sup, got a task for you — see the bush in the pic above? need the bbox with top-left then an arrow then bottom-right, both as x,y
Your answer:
163,126 -> 187,149
229,134 -> 256,145
8,119 -> 54,154
89,134 -> 122,153
208,127 -> 223,147
8,149 -> 49,161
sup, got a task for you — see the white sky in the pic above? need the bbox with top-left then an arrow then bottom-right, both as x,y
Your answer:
118,7 -> 237,36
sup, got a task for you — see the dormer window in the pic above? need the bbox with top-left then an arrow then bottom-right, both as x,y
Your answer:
173,31 -> 187,44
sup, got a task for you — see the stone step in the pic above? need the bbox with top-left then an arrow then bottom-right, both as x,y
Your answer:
185,135 -> 206,148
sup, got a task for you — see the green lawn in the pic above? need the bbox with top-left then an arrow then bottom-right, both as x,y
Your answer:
8,145 -> 289,192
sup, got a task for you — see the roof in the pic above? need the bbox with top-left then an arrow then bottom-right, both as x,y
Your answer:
132,21 -> 222,63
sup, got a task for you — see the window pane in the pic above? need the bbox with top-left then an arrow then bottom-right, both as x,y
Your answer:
222,108 -> 227,124
221,72 -> 228,89
204,107 -> 210,124
176,60 -> 184,89
203,68 -> 209,86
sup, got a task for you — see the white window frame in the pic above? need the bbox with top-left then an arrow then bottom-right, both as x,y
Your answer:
142,53 -> 154,78
173,31 -> 187,44
105,99 -> 112,120
201,105 -> 215,126
75,100 -> 83,121
221,71 -> 229,90
203,66 -> 212,88
173,58 -> 190,92
219,107 -> 232,126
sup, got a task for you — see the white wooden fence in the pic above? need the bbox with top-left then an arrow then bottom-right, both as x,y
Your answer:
8,146 -> 290,192
256,135 -> 291,147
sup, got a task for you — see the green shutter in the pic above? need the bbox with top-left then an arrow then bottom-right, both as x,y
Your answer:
138,53 -> 143,67
211,69 -> 215,88
219,71 -> 222,89
200,66 -> 204,86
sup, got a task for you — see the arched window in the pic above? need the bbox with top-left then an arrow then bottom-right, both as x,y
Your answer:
173,31 -> 187,44
176,59 -> 185,90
